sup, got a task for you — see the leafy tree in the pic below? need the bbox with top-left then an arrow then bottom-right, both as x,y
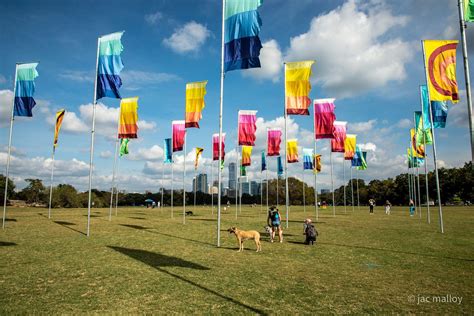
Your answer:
19,179 -> 47,204
0,174 -> 15,202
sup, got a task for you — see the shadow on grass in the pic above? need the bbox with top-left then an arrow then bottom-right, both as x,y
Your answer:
128,217 -> 146,220
0,241 -> 17,246
120,224 -> 150,230
319,241 -> 474,262
286,241 -> 308,245
53,221 -> 76,226
5,218 -> 17,222
108,246 -> 264,314
188,218 -> 217,222
53,221 -> 86,236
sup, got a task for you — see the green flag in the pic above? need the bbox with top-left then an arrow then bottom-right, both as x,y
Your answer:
465,0 -> 474,22
415,111 -> 433,146
240,165 -> 246,176
120,138 -> 129,157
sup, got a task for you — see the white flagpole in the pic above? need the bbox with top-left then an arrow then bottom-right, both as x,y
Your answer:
235,152 -> 238,217
412,158 -> 417,214
183,131 -> 187,224
239,146 -> 242,215
86,37 -> 101,237
161,159 -> 164,209
356,168 -> 360,211
284,64 -> 289,229
419,86 -> 431,223
458,0 -> 474,161
312,105 -> 319,221
260,169 -> 263,213
266,165 -> 269,210
302,170 -> 306,213
350,165 -> 354,212
422,41 -> 444,233
276,168 -> 279,206
115,157 -> 120,215
211,159 -> 214,215
109,115 -> 120,221
343,157 -> 346,213
194,167 -> 197,213
171,150 -> 174,218
407,164 -> 412,205
417,166 -> 422,219
330,150 -> 335,217
48,148 -> 55,219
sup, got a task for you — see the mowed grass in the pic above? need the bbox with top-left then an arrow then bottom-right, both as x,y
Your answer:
0,204 -> 472,314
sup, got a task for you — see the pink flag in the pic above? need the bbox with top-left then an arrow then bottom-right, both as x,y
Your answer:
172,120 -> 185,152
314,99 -> 336,139
238,110 -> 258,146
331,121 -> 347,153
212,133 -> 226,161
267,128 -> 282,156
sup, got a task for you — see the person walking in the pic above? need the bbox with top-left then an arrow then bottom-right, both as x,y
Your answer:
384,200 -> 392,215
267,206 -> 283,243
369,198 -> 375,214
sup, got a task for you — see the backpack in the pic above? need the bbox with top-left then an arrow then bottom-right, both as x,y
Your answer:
306,224 -> 317,238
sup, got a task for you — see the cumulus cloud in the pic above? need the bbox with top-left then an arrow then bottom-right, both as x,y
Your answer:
348,119 -> 377,133
144,11 -> 163,25
242,40 -> 283,82
128,145 -> 163,161
0,90 -> 13,126
359,142 -> 377,152
121,70 -> 181,90
396,118 -> 412,129
100,150 -> 112,159
163,21 -> 211,54
59,70 -> 94,83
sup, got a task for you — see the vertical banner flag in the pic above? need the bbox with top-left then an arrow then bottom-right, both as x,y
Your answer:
238,110 -> 258,146
241,145 -> 253,166
351,145 -> 363,167
164,138 -> 172,163
464,0 -> 474,22
415,111 -> 433,145
261,151 -> 267,171
285,61 -> 315,115
212,133 -> 226,161
411,128 -> 425,158
14,63 -> 39,117
407,148 -> 421,168
185,81 -> 207,128
118,97 -> 139,138
53,109 -> 66,148
119,138 -> 129,157
344,134 -> 357,160
97,32 -> 125,99
267,128 -> 282,156
224,0 -> 263,72
331,121 -> 347,152
172,120 -> 185,152
240,165 -> 247,177
357,152 -> 367,170
314,99 -> 336,139
431,101 -> 449,128
314,154 -> 322,173
303,148 -> 314,170
277,156 -> 284,177
195,147 -> 204,170
287,139 -> 299,163
422,40 -> 459,103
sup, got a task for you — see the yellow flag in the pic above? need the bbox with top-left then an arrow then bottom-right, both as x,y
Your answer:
410,129 -> 425,158
344,134 -> 356,160
423,40 -> 459,103
194,147 -> 204,170
286,139 -> 299,163
53,109 -> 65,148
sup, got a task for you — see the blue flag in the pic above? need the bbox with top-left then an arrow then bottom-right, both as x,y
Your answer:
14,63 -> 39,117
303,148 -> 313,170
351,145 -> 363,167
261,151 -> 266,172
431,101 -> 448,128
277,156 -> 283,177
420,85 -> 432,130
164,138 -> 172,163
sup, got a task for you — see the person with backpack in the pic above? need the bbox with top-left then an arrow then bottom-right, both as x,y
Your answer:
267,206 -> 283,243
303,218 -> 318,245
369,198 -> 375,214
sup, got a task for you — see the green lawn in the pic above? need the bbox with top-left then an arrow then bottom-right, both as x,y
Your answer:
0,204 -> 472,314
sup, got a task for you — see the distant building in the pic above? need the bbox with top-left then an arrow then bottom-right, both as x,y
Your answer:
193,173 -> 208,193
250,181 -> 261,196
229,162 -> 236,190
321,189 -> 330,194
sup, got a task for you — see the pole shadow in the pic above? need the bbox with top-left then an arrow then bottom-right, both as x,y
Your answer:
108,246 -> 265,314
53,220 -> 86,236
0,241 -> 17,246
120,224 -> 150,230
128,217 -> 146,220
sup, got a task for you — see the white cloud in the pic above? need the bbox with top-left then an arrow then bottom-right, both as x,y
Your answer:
137,120 -> 157,131
0,74 -> 7,85
128,145 -> 163,161
348,119 -> 377,133
285,0 -> 413,98
0,90 -> 13,126
145,11 -> 163,25
100,150 -> 112,159
61,111 -> 89,133
243,40 -> 283,82
121,70 -> 181,90
396,118 -> 412,129
59,70 -> 94,83
359,142 -> 377,152
163,21 -> 211,54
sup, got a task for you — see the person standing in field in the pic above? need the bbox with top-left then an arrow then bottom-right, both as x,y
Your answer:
385,200 -> 392,215
369,198 -> 375,214
267,206 -> 283,243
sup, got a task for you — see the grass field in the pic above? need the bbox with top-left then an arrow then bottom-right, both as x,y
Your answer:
0,204 -> 472,314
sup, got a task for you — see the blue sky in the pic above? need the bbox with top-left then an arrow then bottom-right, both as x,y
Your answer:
0,0 -> 472,192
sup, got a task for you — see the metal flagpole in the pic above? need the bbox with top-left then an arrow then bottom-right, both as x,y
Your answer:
350,165 -> 354,212
109,115 -> 120,221
260,169 -> 263,213
266,165 -> 269,210
171,150 -> 174,218
419,86 -> 431,223
194,167 -> 197,213
407,165 -> 412,205
343,158 -> 346,213
458,0 -> 474,162
183,131 -> 187,224
239,146 -> 242,215
412,157 -> 417,215
422,41 -> 444,233
276,172 -> 279,206
417,166 -> 422,219
356,168 -> 360,211
115,157 -> 120,215
86,37 -> 101,237
211,160 -> 214,215
2,64 -> 18,229
284,63 -> 289,229
330,151 -> 335,217
235,153 -> 238,218
312,106 -> 319,221
48,148 -> 55,219
161,159 -> 164,209
302,170 -> 306,213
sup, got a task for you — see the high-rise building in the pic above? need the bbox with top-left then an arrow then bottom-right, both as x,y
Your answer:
250,181 -> 261,196
193,173 -> 208,193
228,162 -> 236,190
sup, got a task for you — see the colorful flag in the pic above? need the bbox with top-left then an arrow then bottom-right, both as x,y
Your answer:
14,63 -> 39,117
331,121 -> 347,153
357,151 -> 367,170
303,148 -> 313,170
119,138 -> 129,157
407,148 -> 422,168
287,139 -> 299,163
185,81 -> 207,128
238,110 -> 258,146
241,145 -> 253,167
314,99 -> 336,139
285,61 -> 315,115
277,156 -> 283,177
118,97 -> 139,139
97,32 -> 125,100
267,128 -> 282,156
314,154 -> 322,173
195,147 -> 204,170
212,133 -> 226,161
351,145 -> 363,167
164,138 -> 172,163
464,0 -> 474,22
261,151 -> 267,172
411,128 -> 425,158
240,165 -> 247,177
172,120 -> 185,152
420,85 -> 432,130
431,101 -> 448,128
422,40 -> 459,103
344,134 -> 356,160
53,109 -> 65,149
415,111 -> 433,146
224,0 -> 263,72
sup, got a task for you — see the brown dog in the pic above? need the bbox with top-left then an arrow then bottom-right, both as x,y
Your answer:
227,227 -> 261,252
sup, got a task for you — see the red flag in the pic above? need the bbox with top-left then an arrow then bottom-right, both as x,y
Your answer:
238,110 -> 257,146
212,133 -> 226,161
331,121 -> 347,153
267,128 -> 282,156
172,120 -> 185,152
314,99 -> 336,139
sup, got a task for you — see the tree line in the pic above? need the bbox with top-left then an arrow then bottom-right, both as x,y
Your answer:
0,162 -> 472,208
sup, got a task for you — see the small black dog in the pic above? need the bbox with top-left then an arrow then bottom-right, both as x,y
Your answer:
185,211 -> 193,216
